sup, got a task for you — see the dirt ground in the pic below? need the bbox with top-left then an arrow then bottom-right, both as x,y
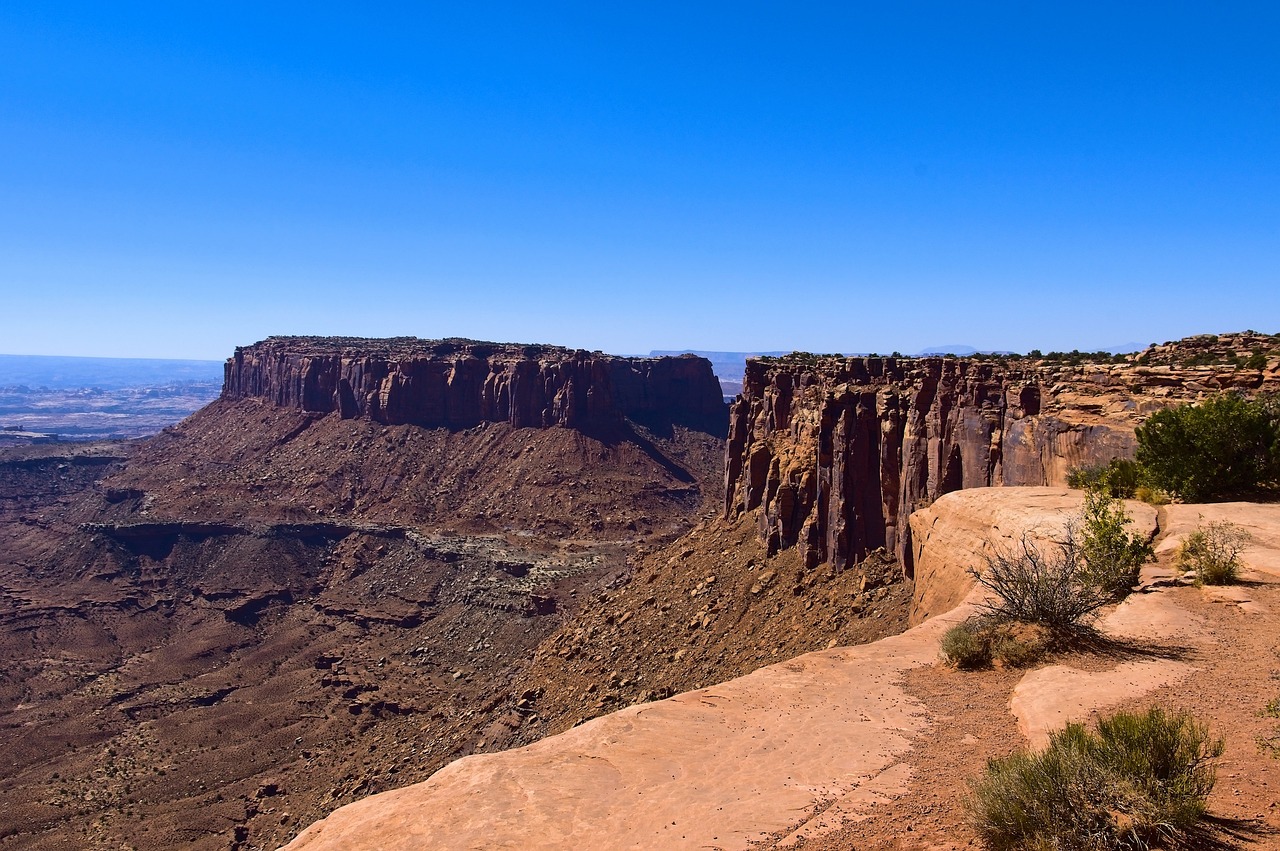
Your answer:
769,536 -> 1280,850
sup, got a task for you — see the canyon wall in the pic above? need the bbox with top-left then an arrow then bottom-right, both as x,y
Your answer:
724,339 -> 1279,576
223,337 -> 727,433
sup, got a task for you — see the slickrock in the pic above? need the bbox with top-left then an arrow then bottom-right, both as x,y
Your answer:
1010,661 -> 1199,749
280,488 -> 1095,851
723,332 -> 1279,577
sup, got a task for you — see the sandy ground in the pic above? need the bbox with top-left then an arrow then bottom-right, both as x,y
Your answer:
777,502 -> 1280,850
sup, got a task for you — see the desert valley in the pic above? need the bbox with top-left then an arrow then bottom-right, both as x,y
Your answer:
1,331 -> 1278,849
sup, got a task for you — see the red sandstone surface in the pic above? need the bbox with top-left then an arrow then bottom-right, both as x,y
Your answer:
284,490 -> 1280,851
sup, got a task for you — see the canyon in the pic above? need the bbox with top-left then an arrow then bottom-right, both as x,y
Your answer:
0,331 -> 1277,849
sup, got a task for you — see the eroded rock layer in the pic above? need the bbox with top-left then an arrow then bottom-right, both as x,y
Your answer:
223,337 -> 726,433
725,334 -> 1280,575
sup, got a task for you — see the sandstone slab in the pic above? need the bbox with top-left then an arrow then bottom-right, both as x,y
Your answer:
1010,661 -> 1198,749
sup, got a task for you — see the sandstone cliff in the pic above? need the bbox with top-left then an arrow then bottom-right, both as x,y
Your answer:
724,332 -> 1279,577
223,337 -> 726,434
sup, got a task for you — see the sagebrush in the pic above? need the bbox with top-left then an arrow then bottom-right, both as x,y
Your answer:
940,618 -> 1051,670
969,707 -> 1223,850
1176,520 -> 1250,585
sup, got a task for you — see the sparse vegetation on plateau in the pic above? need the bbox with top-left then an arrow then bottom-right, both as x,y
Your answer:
948,491 -> 1152,667
970,531 -> 1111,631
1136,393 -> 1280,502
940,618 -> 1051,670
969,490 -> 1150,634
1077,489 -> 1155,598
969,707 -> 1223,851
1176,520 -> 1251,585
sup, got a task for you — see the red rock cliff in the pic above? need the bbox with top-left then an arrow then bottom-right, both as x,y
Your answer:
723,336 -> 1280,576
223,337 -> 727,433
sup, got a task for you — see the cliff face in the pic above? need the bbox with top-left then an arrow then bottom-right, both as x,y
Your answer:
223,337 -> 727,434
724,338 -> 1280,576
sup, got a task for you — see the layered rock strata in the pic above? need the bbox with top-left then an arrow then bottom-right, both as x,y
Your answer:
223,337 -> 726,433
724,338 -> 1279,576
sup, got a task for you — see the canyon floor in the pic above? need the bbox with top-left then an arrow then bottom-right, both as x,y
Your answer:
0,405 -> 909,851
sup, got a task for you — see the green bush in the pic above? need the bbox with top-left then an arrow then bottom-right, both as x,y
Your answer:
969,707 -> 1223,850
1261,697 -> 1280,759
941,620 -> 992,669
1067,458 -> 1144,499
940,619 -> 1051,670
1136,393 -> 1280,501
1078,489 -> 1155,598
1176,521 -> 1250,585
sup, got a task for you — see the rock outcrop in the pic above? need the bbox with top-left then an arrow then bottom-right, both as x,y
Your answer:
223,337 -> 727,433
723,332 -> 1279,576
907,488 -> 1157,624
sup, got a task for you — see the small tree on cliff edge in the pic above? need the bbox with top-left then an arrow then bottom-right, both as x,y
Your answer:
1077,488 -> 1154,598
1137,393 -> 1280,502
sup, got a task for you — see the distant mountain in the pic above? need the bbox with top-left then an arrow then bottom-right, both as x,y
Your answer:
0,354 -> 223,390
915,344 -> 978,356
1100,341 -> 1145,354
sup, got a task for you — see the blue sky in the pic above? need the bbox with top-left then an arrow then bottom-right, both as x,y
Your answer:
1,2 -> 1276,359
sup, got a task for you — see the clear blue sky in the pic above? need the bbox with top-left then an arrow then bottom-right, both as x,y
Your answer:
2,2 -> 1276,359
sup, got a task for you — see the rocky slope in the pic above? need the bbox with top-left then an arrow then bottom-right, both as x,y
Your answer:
0,339 -> 732,851
281,489 -> 1280,851
724,331 -> 1280,584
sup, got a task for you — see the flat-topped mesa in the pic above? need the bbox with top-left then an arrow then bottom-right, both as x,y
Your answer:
222,336 -> 727,433
724,339 -> 1280,576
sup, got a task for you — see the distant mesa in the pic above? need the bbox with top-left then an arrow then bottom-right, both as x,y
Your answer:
225,336 -> 728,435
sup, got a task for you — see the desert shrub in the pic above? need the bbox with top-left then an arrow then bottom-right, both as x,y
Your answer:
970,531 -> 1112,631
1067,458 -> 1144,499
1261,697 -> 1280,759
1077,489 -> 1155,598
990,622 -> 1051,668
1136,393 -> 1280,501
1067,462 -> 1109,493
941,620 -> 992,669
940,619 -> 1051,670
1176,520 -> 1251,585
1133,485 -> 1170,505
969,707 -> 1223,850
